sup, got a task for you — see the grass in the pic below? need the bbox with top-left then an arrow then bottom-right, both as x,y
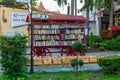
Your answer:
1,71 -> 120,80
26,71 -> 120,80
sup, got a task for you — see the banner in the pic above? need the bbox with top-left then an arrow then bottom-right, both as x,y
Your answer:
11,12 -> 30,27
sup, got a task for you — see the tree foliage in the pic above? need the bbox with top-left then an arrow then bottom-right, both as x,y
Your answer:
72,41 -> 85,52
80,0 -> 120,27
0,0 -> 37,10
80,0 -> 94,11
81,0 -> 120,10
0,34 -> 27,79
78,60 -> 84,67
54,0 -> 67,7
71,59 -> 78,68
89,32 -> 94,49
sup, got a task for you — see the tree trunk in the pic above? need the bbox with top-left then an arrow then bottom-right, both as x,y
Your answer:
109,0 -> 114,26
75,0 -> 77,15
71,0 -> 74,15
67,3 -> 70,15
99,2 -> 102,36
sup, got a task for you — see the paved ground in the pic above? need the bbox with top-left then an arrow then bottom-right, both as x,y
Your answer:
85,51 -> 120,56
27,63 -> 101,73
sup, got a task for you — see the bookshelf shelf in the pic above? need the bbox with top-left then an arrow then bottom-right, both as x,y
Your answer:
30,14 -> 87,57
32,24 -> 84,46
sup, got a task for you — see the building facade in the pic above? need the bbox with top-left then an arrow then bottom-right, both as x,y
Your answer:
0,6 -> 29,36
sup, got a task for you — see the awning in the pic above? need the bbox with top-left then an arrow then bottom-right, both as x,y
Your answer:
108,26 -> 120,31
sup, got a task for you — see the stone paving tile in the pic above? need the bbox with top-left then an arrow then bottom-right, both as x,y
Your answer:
27,63 -> 101,72
85,51 -> 120,56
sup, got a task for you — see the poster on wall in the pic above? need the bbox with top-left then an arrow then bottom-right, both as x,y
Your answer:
10,12 -> 30,28
6,30 -> 14,37
6,30 -> 23,37
16,0 -> 30,3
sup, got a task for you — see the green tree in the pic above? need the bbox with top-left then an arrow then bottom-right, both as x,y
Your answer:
80,0 -> 94,35
72,41 -> 85,52
0,0 -> 26,8
54,0 -> 76,15
79,0 -> 120,35
71,59 -> 84,77
0,34 -> 27,80
54,0 -> 67,7
0,0 -> 37,10
89,32 -> 94,49
95,0 -> 120,26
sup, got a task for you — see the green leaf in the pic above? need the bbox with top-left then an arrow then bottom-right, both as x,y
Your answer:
71,59 -> 78,67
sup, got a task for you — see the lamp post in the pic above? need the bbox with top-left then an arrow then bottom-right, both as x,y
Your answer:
28,0 -> 34,73
16,0 -> 34,73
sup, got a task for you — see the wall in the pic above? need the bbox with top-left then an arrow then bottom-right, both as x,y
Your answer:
0,6 -> 29,36
83,7 -> 99,36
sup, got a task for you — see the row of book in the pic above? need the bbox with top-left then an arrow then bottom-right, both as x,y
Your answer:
59,25 -> 82,28
34,25 -> 59,29
34,29 -> 83,34
34,41 -> 59,46
60,34 -> 84,40
34,25 -> 83,29
65,29 -> 82,34
34,41 -> 78,46
34,35 -> 59,40
34,34 -> 83,40
34,29 -> 59,34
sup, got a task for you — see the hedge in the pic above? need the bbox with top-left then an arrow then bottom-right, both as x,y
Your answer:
98,56 -> 120,74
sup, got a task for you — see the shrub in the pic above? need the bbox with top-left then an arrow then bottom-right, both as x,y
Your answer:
89,32 -> 94,49
105,38 -> 120,51
99,43 -> 106,47
115,35 -> 120,42
98,46 -> 105,51
94,36 -> 103,43
0,34 -> 27,80
71,41 -> 85,52
71,59 -> 84,70
86,35 -> 89,46
71,59 -> 84,76
98,56 -> 120,74
71,59 -> 78,68
78,60 -> 84,67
